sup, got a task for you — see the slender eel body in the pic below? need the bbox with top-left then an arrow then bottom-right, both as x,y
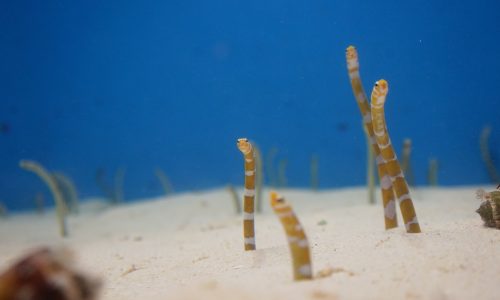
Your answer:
53,172 -> 79,214
401,139 -> 415,187
346,46 -> 398,229
480,126 -> 500,183
370,80 -> 421,233
155,167 -> 174,196
270,191 -> 312,281
19,160 -> 68,237
237,138 -> 256,250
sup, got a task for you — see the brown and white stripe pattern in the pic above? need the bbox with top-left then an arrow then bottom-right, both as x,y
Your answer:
237,138 -> 256,250
270,191 -> 312,281
370,80 -> 421,233
346,46 -> 398,229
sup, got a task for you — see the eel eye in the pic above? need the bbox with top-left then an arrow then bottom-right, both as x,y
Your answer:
375,82 -> 379,87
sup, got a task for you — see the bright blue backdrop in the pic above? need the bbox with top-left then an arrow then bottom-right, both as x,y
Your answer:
1,1 -> 499,211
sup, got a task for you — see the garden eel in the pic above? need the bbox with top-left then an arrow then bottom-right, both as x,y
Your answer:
19,160 -> 68,237
237,138 -> 256,250
370,80 -> 421,233
346,46 -> 398,229
270,191 -> 312,280
53,172 -> 79,214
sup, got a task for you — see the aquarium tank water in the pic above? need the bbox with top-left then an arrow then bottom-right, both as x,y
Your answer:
0,0 -> 499,211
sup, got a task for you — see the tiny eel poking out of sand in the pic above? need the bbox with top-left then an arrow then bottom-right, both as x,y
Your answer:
345,45 -> 399,230
270,191 -> 312,281
237,138 -> 257,250
370,80 -> 421,233
19,159 -> 69,237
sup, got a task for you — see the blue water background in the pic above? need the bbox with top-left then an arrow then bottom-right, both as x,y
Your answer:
1,1 -> 499,211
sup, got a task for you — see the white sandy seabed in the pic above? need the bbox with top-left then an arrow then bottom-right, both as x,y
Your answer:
1,186 -> 499,300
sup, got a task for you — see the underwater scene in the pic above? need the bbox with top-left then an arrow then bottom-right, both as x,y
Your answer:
1,1 -> 500,299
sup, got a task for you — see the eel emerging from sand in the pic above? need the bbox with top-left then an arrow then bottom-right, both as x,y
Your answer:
346,46 -> 398,229
270,191 -> 312,281
370,80 -> 421,233
19,159 -> 69,237
237,138 -> 257,250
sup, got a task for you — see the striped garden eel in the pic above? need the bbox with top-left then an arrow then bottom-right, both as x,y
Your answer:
346,46 -> 398,229
19,159 -> 68,237
370,80 -> 421,233
237,138 -> 256,250
270,191 -> 312,280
